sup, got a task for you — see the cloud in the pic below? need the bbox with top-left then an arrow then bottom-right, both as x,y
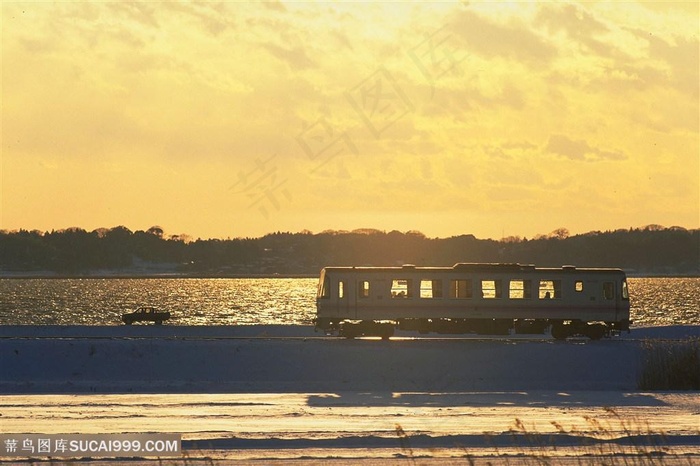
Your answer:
534,3 -> 612,57
261,43 -> 317,70
449,9 -> 557,65
482,141 -> 538,160
262,1 -> 287,13
3,1 -> 697,238
646,33 -> 699,99
106,2 -> 160,30
545,134 -> 626,161
160,2 -> 234,37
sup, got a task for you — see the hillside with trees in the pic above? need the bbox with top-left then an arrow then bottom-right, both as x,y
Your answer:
0,225 -> 697,276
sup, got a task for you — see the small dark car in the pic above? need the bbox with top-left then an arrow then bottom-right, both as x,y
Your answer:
121,306 -> 171,325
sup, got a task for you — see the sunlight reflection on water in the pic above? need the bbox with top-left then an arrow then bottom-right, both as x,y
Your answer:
0,278 -> 317,326
627,277 -> 700,327
0,277 -> 698,327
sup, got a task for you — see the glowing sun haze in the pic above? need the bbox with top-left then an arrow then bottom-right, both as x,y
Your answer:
2,1 -> 698,240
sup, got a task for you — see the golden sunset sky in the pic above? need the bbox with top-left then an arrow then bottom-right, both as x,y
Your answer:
2,1 -> 698,240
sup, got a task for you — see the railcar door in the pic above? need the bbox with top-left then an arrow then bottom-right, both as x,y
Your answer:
600,279 -> 617,323
618,278 -> 629,322
336,277 -> 352,318
350,279 -> 359,319
585,280 -> 599,303
355,278 -> 374,320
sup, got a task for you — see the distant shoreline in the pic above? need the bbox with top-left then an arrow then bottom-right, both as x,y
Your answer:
1,272 -> 697,279
0,273 -> 319,279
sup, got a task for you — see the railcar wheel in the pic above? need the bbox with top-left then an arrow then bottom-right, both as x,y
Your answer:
585,323 -> 606,340
551,323 -> 568,340
418,319 -> 431,334
339,322 -> 359,339
378,323 -> 395,340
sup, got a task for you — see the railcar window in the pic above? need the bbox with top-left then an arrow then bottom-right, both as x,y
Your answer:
622,280 -> 629,300
575,281 -> 584,292
481,280 -> 502,299
603,282 -> 614,300
450,279 -> 472,298
391,279 -> 413,298
509,280 -> 532,299
359,280 -> 370,298
420,279 -> 443,298
539,280 -> 561,299
338,281 -> 345,299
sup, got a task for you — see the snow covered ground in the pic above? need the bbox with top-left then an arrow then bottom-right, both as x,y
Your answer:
1,325 -> 698,464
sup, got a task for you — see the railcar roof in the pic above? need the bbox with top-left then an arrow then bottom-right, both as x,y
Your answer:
321,263 -> 625,273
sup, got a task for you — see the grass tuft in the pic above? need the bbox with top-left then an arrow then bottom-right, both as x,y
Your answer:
637,338 -> 700,390
498,409 -> 695,465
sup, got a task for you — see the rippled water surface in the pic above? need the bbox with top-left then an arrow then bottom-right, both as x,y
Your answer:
0,278 -> 317,326
0,277 -> 698,326
626,277 -> 700,326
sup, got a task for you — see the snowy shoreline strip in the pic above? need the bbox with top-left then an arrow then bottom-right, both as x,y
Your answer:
2,337 -> 642,393
182,432 -> 700,450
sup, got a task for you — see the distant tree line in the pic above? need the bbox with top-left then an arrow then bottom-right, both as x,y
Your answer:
0,225 -> 697,276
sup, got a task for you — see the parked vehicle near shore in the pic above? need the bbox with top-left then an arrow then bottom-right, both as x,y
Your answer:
314,263 -> 630,340
121,306 -> 171,325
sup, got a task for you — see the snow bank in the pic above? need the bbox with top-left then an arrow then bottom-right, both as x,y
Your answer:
1,324 -> 696,340
1,325 -> 696,394
0,324 -> 318,339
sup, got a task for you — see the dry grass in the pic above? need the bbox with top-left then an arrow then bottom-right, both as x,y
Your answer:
637,338 -> 700,390
431,408 -> 697,465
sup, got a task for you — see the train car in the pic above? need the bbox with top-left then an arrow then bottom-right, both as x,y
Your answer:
314,263 -> 630,340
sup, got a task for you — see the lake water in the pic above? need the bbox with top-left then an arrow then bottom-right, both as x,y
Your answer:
0,277 -> 698,327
